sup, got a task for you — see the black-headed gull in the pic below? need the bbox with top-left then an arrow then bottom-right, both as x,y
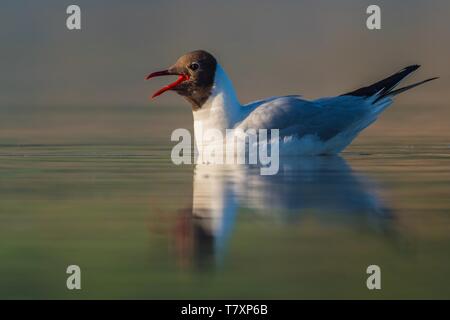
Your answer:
146,50 -> 437,155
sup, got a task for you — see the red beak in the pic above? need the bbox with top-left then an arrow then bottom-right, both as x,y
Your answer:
145,70 -> 190,99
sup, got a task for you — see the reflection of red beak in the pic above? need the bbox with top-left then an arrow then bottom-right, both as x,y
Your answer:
145,70 -> 190,99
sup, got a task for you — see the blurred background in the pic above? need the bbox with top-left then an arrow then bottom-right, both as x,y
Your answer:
0,0 -> 449,144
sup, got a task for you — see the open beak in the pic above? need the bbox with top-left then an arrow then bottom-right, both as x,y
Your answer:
145,69 -> 190,98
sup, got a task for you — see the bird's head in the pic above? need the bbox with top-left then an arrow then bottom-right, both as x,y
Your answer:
146,50 -> 217,110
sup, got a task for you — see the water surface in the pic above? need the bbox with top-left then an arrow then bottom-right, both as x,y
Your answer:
0,106 -> 449,299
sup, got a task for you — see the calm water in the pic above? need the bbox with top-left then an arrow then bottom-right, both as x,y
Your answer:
0,106 -> 449,299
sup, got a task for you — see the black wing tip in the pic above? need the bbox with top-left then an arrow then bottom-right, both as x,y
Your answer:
404,64 -> 421,72
414,76 -> 439,85
341,64 -> 423,98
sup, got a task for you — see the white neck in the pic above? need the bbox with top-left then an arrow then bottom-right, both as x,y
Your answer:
193,64 -> 242,147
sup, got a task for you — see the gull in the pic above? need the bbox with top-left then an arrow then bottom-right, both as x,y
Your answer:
146,50 -> 437,155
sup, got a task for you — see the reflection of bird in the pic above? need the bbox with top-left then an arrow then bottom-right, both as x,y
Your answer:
146,50 -> 437,154
173,156 -> 395,270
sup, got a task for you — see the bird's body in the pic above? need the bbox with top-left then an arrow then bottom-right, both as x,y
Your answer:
192,64 -> 393,154
146,50 -> 437,155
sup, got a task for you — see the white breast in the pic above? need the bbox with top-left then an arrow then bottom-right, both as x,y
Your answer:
192,64 -> 243,149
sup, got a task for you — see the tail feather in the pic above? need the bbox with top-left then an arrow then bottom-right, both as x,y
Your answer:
341,65 -> 437,102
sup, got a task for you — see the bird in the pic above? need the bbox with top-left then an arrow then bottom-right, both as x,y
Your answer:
146,50 -> 437,155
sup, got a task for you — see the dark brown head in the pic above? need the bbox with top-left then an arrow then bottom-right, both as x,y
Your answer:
146,50 -> 217,110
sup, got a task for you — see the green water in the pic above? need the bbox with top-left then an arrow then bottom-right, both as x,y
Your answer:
0,106 -> 449,299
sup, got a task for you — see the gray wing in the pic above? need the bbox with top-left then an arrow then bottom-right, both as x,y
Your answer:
238,95 -> 374,141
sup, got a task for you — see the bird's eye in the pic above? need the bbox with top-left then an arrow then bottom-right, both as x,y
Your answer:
189,62 -> 199,71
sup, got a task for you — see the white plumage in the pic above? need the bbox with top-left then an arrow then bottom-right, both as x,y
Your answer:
193,63 -> 407,155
